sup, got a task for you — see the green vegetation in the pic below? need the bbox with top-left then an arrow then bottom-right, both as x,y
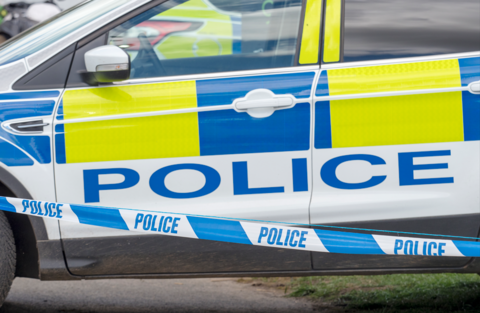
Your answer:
242,274 -> 480,312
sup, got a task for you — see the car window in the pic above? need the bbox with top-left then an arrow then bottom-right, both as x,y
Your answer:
108,0 -> 303,79
0,0 -> 134,66
325,0 -> 480,63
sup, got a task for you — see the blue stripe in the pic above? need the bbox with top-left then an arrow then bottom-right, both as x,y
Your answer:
0,91 -> 60,101
233,40 -> 242,54
292,158 -> 309,192
315,70 -> 329,97
56,115 -> 64,121
55,124 -> 64,133
0,99 -> 58,164
315,229 -> 385,255
462,91 -> 480,141
453,240 -> 480,257
0,138 -> 34,166
196,72 -> 315,107
0,100 -> 56,121
2,194 -> 480,257
70,204 -> 129,230
0,100 -> 54,164
314,101 -> 332,149
14,136 -> 51,164
55,134 -> 66,164
0,197 -> 16,212
199,103 -> 310,156
187,216 -> 252,245
459,57 -> 480,87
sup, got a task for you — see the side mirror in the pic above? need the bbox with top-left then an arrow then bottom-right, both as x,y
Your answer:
81,45 -> 130,86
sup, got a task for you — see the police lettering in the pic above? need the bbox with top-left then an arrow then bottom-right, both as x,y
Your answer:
83,149 -> 454,202
134,213 -> 180,234
394,239 -> 447,256
257,227 -> 308,248
322,150 -> 453,190
22,200 -> 63,218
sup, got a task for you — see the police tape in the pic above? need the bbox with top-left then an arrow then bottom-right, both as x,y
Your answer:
1,196 -> 479,257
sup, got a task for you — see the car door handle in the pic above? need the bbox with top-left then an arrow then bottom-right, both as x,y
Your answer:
233,89 -> 296,118
469,81 -> 480,95
235,97 -> 293,110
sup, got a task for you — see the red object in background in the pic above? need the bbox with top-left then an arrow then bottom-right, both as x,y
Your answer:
124,20 -> 194,51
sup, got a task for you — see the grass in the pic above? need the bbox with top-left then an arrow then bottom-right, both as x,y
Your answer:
241,274 -> 480,312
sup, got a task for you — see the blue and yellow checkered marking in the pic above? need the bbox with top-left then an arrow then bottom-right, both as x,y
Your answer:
314,57 -> 480,149
459,57 -> 480,142
56,73 -> 314,164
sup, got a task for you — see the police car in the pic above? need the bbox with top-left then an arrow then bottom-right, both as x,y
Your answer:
0,0 -> 479,305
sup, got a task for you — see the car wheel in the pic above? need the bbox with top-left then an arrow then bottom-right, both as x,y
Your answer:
0,211 -> 15,307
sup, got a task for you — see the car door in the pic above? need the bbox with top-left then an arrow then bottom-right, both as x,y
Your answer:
310,0 -> 480,269
53,0 -> 321,276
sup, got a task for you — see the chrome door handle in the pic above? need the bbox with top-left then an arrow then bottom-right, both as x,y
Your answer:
468,81 -> 480,95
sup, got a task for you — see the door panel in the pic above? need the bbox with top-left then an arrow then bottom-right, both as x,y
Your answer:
310,56 -> 480,269
53,0 -> 323,275
311,0 -> 480,270
54,70 -> 317,274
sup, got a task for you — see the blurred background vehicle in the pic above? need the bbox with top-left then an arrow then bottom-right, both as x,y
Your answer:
0,0 -> 84,43
108,0 -> 242,63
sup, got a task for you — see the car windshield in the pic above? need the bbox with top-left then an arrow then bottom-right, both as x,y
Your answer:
0,0 -> 133,66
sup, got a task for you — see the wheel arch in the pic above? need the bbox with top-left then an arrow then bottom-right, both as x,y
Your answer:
0,166 -> 45,279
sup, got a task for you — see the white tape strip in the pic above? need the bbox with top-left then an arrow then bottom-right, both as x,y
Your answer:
1,196 -> 478,257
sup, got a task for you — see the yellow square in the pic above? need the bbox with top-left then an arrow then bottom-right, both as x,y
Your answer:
328,59 -> 462,96
65,113 -> 200,163
63,81 -> 198,120
330,92 -> 465,148
63,81 -> 200,163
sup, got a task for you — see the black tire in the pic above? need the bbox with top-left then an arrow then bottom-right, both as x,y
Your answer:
0,211 -> 15,307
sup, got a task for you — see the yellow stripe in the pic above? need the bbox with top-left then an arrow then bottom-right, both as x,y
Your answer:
63,81 -> 200,163
328,59 -> 465,148
323,0 -> 341,63
327,59 -> 462,95
63,81 -> 197,120
299,0 -> 322,64
330,92 -> 464,148
64,114 -> 201,163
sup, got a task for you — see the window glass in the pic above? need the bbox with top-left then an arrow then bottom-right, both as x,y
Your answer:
343,0 -> 480,62
0,0 -> 131,66
108,0 -> 303,79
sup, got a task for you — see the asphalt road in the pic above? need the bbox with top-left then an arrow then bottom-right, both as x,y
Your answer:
0,277 -> 315,313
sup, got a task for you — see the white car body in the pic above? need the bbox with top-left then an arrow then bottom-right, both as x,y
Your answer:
0,0 -> 479,280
